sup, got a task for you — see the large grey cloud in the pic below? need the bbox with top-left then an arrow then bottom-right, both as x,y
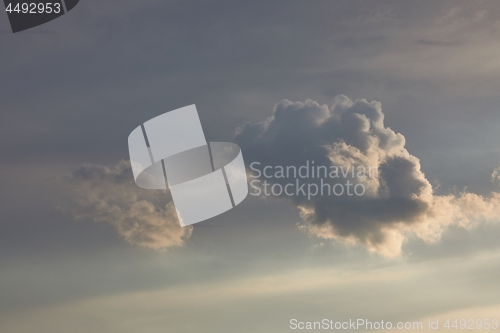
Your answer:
65,160 -> 192,250
236,96 -> 500,257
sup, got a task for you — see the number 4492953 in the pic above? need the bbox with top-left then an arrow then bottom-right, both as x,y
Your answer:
444,319 -> 499,330
5,2 -> 62,14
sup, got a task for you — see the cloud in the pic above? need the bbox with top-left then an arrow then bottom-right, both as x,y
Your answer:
492,166 -> 500,186
236,96 -> 500,257
65,160 -> 192,250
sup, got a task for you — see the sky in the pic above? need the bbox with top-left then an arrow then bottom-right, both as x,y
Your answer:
1,0 -> 500,332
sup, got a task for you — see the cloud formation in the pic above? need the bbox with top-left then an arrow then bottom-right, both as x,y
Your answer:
236,96 -> 500,257
66,160 -> 192,250
492,166 -> 500,186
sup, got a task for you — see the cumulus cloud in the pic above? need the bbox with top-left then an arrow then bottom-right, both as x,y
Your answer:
236,96 -> 500,257
65,160 -> 192,250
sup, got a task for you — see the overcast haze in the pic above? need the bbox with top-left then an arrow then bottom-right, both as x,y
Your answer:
1,1 -> 500,332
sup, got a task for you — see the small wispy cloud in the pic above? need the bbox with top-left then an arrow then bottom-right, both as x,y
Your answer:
492,165 -> 500,186
64,160 -> 192,250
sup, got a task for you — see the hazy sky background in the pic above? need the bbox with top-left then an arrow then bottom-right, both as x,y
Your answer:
1,1 -> 500,332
